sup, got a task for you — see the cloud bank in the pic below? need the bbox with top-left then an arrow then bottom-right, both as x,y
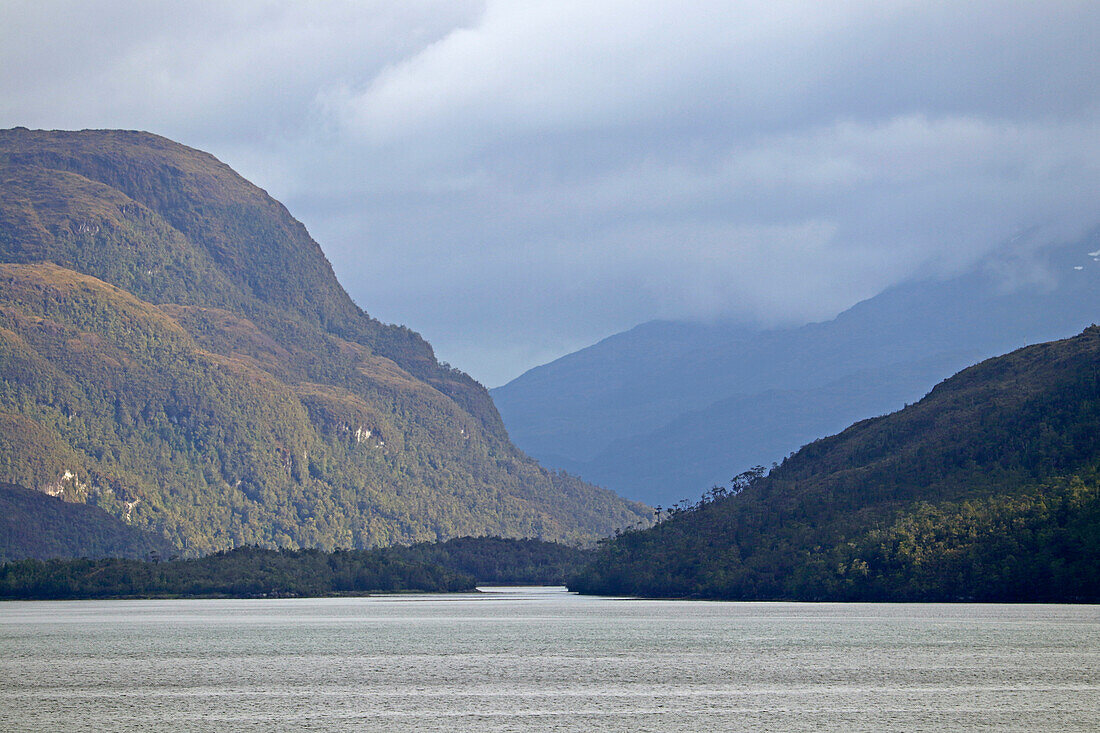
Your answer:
2,1 -> 1099,384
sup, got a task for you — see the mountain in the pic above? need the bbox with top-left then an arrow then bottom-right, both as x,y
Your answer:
0,128 -> 649,554
0,482 -> 176,564
569,327 -> 1100,602
492,240 -> 1100,505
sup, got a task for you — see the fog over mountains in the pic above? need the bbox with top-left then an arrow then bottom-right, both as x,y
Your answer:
493,236 -> 1100,506
5,3 -> 1099,385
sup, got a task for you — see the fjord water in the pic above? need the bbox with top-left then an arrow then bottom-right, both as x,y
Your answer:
2,588 -> 1097,732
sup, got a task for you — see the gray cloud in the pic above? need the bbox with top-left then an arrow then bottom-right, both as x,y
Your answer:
3,1 -> 1099,385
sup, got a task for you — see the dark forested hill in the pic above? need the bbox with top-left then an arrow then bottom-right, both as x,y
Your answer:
0,536 -> 593,599
493,240 -> 1100,506
569,327 -> 1100,602
0,483 -> 176,563
0,128 -> 649,554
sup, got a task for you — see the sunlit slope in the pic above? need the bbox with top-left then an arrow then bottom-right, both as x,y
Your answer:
0,128 -> 649,553
571,327 -> 1100,601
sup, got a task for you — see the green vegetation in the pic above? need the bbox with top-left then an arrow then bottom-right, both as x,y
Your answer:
0,128 -> 649,554
392,536 -> 593,585
800,476 -> 1100,601
0,482 -> 175,564
0,536 -> 592,599
570,327 -> 1100,602
0,546 -> 474,599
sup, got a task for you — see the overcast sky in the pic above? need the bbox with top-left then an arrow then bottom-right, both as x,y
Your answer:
3,1 -> 1099,385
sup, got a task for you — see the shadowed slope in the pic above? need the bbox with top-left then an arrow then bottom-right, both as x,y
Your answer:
0,483 -> 175,563
571,327 -> 1100,601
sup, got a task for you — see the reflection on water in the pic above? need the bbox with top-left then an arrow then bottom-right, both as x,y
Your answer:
1,589 -> 1097,732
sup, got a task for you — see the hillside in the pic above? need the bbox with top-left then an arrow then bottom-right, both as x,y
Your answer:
0,483 -> 176,563
493,242 -> 1100,505
0,128 -> 649,554
569,327 -> 1100,601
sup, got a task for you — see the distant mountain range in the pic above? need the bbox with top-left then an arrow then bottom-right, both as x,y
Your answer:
0,128 -> 649,558
493,238 -> 1100,506
569,326 -> 1100,602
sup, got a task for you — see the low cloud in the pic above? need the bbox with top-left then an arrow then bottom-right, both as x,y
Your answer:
2,1 -> 1099,384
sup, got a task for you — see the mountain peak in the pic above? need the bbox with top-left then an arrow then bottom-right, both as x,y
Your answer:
0,128 -> 649,555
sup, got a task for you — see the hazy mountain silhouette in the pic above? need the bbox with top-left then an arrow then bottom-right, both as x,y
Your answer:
494,235 -> 1100,505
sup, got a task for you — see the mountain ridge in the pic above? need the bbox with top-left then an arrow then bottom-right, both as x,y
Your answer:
493,240 -> 1100,504
569,326 -> 1100,601
0,127 -> 650,554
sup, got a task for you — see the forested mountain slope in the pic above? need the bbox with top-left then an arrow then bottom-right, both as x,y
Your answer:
0,128 -> 648,554
0,483 -> 175,564
570,327 -> 1100,601
493,242 -> 1100,505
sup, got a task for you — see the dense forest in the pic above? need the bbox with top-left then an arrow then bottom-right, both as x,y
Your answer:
0,482 -> 175,563
0,536 -> 590,599
0,546 -> 472,599
569,327 -> 1100,602
391,536 -> 592,585
0,128 -> 649,555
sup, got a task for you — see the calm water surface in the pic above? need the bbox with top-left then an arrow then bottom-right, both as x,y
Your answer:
1,587 -> 1097,731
